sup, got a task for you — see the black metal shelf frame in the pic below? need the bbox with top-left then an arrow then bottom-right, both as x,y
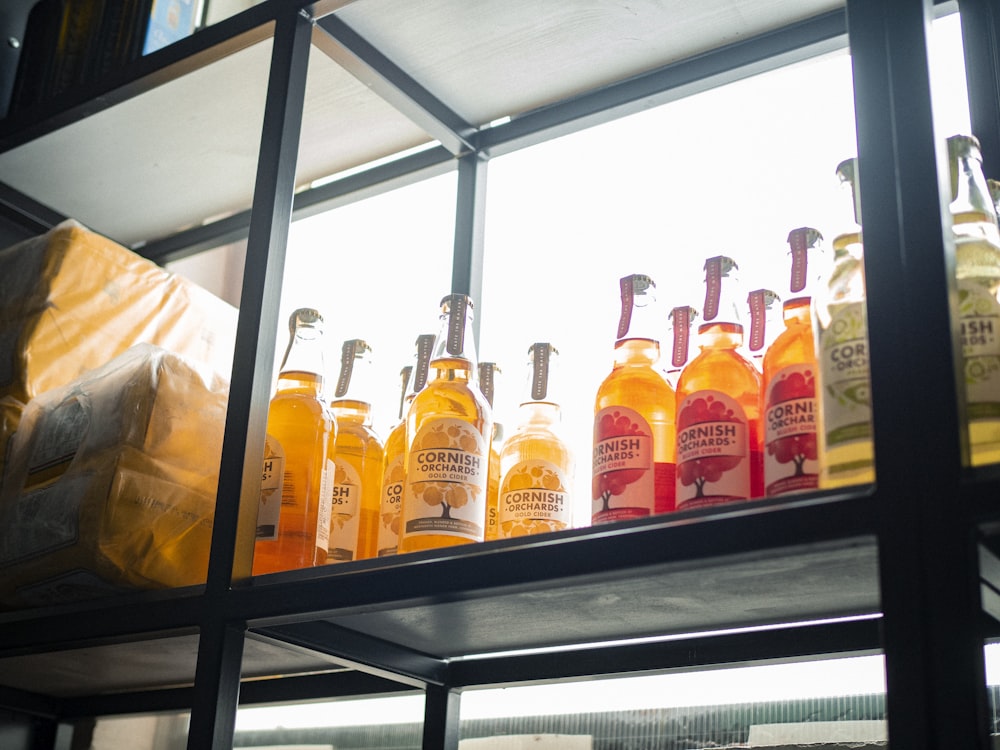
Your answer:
1,0 -> 1000,748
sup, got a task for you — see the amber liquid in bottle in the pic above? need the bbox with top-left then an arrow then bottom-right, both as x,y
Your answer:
499,343 -> 574,537
253,309 -> 335,575
399,296 -> 492,553
593,275 -> 676,523
675,258 -> 763,507
479,362 -> 503,542
762,227 -> 824,496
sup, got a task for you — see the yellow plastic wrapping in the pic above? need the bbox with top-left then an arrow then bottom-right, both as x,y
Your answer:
0,344 -> 228,608
0,219 -> 238,407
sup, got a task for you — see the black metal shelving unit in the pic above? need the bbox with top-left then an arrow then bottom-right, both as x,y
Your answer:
2,0 -> 1000,748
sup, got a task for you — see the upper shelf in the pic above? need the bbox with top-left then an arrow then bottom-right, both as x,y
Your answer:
0,0 -> 846,250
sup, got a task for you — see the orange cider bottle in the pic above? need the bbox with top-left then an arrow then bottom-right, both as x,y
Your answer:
399,295 -> 493,553
813,159 -> 875,487
253,308 -> 335,575
949,134 -> 1000,466
763,228 -> 824,497
499,343 -> 574,538
479,361 -> 504,542
592,274 -> 676,523
376,334 -> 435,557
327,339 -> 384,562
675,257 -> 764,507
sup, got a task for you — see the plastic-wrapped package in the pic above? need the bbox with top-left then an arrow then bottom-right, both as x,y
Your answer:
0,344 -> 228,608
0,219 -> 238,407
0,395 -> 24,483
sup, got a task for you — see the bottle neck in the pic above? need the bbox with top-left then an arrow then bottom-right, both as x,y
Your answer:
951,151 -> 1000,248
516,400 -> 561,429
277,369 -> 324,396
783,296 -> 812,325
330,398 -> 373,426
697,321 -> 743,350
613,337 -> 661,366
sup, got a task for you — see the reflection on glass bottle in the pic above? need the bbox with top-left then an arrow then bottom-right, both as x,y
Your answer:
592,274 -> 676,524
813,158 -> 875,488
327,339 -> 384,562
376,335 -> 436,557
479,362 -> 504,542
399,295 -> 493,553
253,308 -> 335,575
949,134 -> 1000,466
676,257 -> 763,507
498,343 -> 574,538
763,228 -> 824,497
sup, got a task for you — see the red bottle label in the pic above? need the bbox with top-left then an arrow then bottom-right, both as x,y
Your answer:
676,390 -> 751,508
592,406 -> 655,523
763,364 -> 819,496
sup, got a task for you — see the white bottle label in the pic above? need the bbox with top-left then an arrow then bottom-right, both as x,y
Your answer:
959,280 -> 1000,421
376,452 -> 404,556
764,364 -> 820,496
402,418 -> 487,541
818,302 -> 872,448
592,406 -> 655,523
256,434 -> 285,541
676,390 -> 750,507
315,458 -> 334,552
328,457 -> 361,561
499,459 -> 572,534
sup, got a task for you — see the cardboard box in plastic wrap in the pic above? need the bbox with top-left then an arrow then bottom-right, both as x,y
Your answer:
0,343 -> 228,608
0,218 -> 238,408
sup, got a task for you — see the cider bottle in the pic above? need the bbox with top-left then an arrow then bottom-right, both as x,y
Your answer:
327,339 -> 384,562
664,305 -> 698,388
499,343 -> 574,538
376,334 -> 435,557
989,178 -> 1000,216
813,158 -> 875,488
763,228 -> 824,496
399,295 -> 493,553
253,308 -> 335,575
478,361 -> 504,542
746,288 -> 782,371
949,135 -> 1000,465
675,257 -> 763,507
592,274 -> 676,523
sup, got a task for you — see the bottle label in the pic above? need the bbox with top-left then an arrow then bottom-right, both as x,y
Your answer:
704,257 -> 722,321
670,306 -> 692,369
403,418 -> 487,540
377,452 -> 405,556
617,276 -> 635,339
819,302 -> 872,449
748,289 -> 768,352
958,280 -> 1000,421
327,458 -> 361,561
256,434 -> 285,541
499,459 -> 572,535
788,228 -> 810,294
676,390 -> 751,507
592,406 -> 655,523
764,364 -> 820,496
316,458 -> 334,552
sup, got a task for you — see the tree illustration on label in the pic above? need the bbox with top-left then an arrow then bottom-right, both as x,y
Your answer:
593,410 -> 649,511
411,422 -> 482,518
381,460 -> 404,536
677,394 -> 744,500
766,370 -> 817,477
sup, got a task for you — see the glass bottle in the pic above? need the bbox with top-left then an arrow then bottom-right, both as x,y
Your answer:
746,288 -> 782,371
399,295 -> 493,553
376,334 -> 435,557
326,339 -> 384,562
950,134 -> 1000,466
989,178 -> 1000,217
763,227 -> 824,497
813,158 -> 875,488
478,361 -> 504,542
664,305 -> 698,388
253,308 -> 335,575
592,274 -> 676,523
675,257 -> 763,507
498,343 -> 574,538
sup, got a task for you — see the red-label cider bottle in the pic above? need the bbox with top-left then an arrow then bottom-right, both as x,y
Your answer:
763,228 -> 824,497
478,361 -> 504,542
399,295 -> 493,552
253,308 -> 336,575
675,257 -> 764,507
327,339 -> 384,562
499,343 -> 574,538
592,274 -> 676,524
376,334 -> 435,557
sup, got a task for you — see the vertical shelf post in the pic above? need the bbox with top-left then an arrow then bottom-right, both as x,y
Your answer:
422,684 -> 462,750
846,0 -> 990,747
450,151 -> 489,344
